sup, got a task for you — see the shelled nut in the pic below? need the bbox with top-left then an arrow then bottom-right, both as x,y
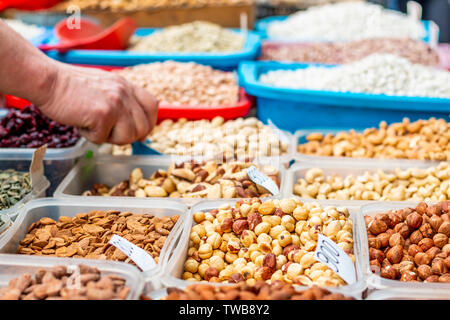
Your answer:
298,118 -> 450,161
0,265 -> 130,300
17,210 -> 179,267
366,201 -> 450,283
183,198 -> 355,286
83,161 -> 280,199
294,162 -> 450,202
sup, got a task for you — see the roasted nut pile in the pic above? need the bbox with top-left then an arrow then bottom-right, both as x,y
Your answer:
298,118 -> 450,161
366,201 -> 450,283
55,0 -> 251,11
83,161 -> 280,199
129,21 -> 244,53
0,265 -> 130,300
183,198 -> 354,286
2,19 -> 45,41
0,169 -> 31,210
294,162 -> 450,202
261,38 -> 440,66
267,2 -> 425,41
116,61 -> 239,106
260,54 -> 450,98
17,210 -> 179,265
162,282 -> 354,300
0,105 -> 80,148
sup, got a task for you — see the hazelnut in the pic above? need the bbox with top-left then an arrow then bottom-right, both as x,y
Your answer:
394,223 -> 410,239
247,213 -> 262,231
407,244 -> 422,257
386,245 -> 403,264
375,213 -> 391,227
445,257 -> 450,269
409,230 -> 423,244
221,218 -> 233,233
398,261 -> 414,274
425,246 -> 441,260
419,223 -> 434,238
255,267 -> 272,280
433,233 -> 448,248
426,204 -> 442,217
386,229 -> 395,236
382,258 -> 391,268
368,237 -> 381,249
429,215 -> 443,232
387,212 -> 403,228
416,202 -> 428,215
438,221 -> 450,237
370,259 -> 381,272
368,219 -> 387,235
406,212 -> 422,229
282,244 -> 299,258
389,233 -> 405,247
431,259 -> 448,275
380,266 -> 397,279
204,267 -> 219,281
228,273 -> 245,283
281,262 -> 292,274
438,274 -> 450,283
424,275 -> 440,282
418,238 -> 434,252
369,248 -> 385,263
417,264 -> 432,280
414,252 -> 432,266
401,254 -> 414,263
263,253 -> 276,272
232,219 -> 248,235
400,271 -> 417,282
364,216 -> 373,226
376,233 -> 390,247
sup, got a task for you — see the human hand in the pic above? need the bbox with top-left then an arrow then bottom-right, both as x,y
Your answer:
37,62 -> 158,145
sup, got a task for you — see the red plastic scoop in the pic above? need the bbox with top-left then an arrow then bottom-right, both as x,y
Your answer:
0,0 -> 61,11
39,18 -> 137,52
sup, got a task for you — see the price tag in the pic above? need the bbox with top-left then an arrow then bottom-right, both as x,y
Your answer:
109,234 -> 156,272
247,165 -> 280,196
314,234 -> 356,285
30,145 -> 47,189
267,119 -> 290,144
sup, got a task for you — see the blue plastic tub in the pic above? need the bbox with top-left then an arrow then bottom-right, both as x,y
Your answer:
44,28 -> 261,70
255,16 -> 437,45
238,61 -> 450,133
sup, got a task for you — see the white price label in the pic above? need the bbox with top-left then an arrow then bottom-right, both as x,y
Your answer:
247,165 -> 280,196
109,234 -> 156,272
314,234 -> 356,285
267,119 -> 290,144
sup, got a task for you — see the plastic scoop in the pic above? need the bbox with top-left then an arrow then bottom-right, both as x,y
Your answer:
0,0 -> 61,11
39,18 -> 137,52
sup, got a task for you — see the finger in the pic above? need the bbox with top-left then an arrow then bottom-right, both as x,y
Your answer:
107,107 -> 137,145
127,91 -> 150,141
133,86 -> 159,131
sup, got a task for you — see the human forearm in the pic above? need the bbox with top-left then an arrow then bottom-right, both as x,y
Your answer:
0,19 -> 57,105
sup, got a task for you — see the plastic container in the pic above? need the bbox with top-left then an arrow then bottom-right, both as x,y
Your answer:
53,155 -> 288,206
285,160 -> 435,207
0,254 -> 144,300
0,197 -> 188,280
238,61 -> 450,133
366,289 -> 450,300
159,199 -> 367,299
255,16 -> 438,45
0,158 -> 50,220
358,201 -> 450,295
294,128 -> 443,166
0,215 -> 12,240
44,28 -> 261,70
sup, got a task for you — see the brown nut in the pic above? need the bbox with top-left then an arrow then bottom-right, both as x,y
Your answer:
438,274 -> 450,283
221,218 -> 233,233
408,244 -> 422,257
409,230 -> 423,244
204,267 -> 219,281
416,202 -> 428,215
376,233 -> 390,248
389,233 -> 405,247
232,220 -> 248,235
380,266 -> 397,279
419,223 -> 434,238
369,248 -> 385,264
394,223 -> 410,239
433,233 -> 448,248
400,271 -> 418,282
283,244 -> 299,258
424,275 -> 440,282
368,237 -> 381,249
414,252 -> 432,266
386,245 -> 403,264
262,253 -> 276,272
247,213 -> 262,231
432,259 -> 448,275
430,215 -> 443,232
228,273 -> 245,284
425,246 -> 441,260
406,212 -> 423,229
417,265 -> 432,280
438,221 -> 450,237
418,238 -> 434,252
368,219 -> 387,235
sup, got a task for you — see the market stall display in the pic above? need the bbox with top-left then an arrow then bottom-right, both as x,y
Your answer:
0,169 -> 31,210
260,38 -> 440,66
